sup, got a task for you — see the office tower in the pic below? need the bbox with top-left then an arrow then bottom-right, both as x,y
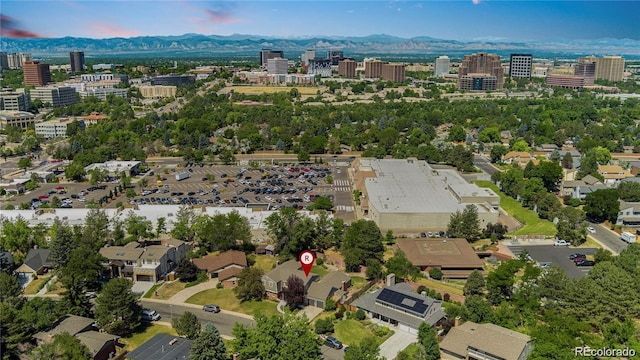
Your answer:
546,75 -> 586,89
7,53 -> 32,69
307,59 -> 332,77
574,59 -> 596,85
0,88 -> 30,111
260,49 -> 284,67
596,56 -> 625,82
267,58 -> 289,75
434,56 -> 450,77
509,54 -> 532,79
29,86 -> 78,107
328,49 -> 344,66
301,49 -> 316,67
458,52 -> 504,90
364,59 -> 387,78
0,52 -> 8,70
382,63 -> 406,82
338,59 -> 356,78
23,61 -> 51,86
69,51 -> 85,73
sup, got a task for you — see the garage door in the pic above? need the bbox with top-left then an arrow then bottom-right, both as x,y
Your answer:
315,300 -> 324,309
136,275 -> 154,282
399,324 -> 411,333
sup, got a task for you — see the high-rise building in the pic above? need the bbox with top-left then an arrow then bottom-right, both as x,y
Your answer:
459,74 -> 499,90
6,53 -> 32,69
23,61 -> 51,86
29,86 -> 78,107
328,50 -> 344,66
574,59 -> 596,85
0,52 -> 8,70
365,59 -> 387,78
596,56 -> 625,82
307,59 -> 332,77
260,49 -> 284,67
434,56 -> 450,77
69,51 -> 85,73
301,49 -> 316,67
509,54 -> 533,79
382,63 -> 406,82
0,88 -> 30,111
267,57 -> 289,75
458,53 -> 504,90
338,59 -> 356,78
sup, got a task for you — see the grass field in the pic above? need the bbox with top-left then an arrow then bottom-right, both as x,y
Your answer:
147,281 -> 187,300
396,343 -> 421,358
253,255 -> 278,274
121,324 -> 178,351
229,86 -> 320,95
334,319 -> 377,347
186,288 -> 278,317
311,265 -> 328,277
475,181 -> 557,236
350,276 -> 367,289
415,277 -> 464,297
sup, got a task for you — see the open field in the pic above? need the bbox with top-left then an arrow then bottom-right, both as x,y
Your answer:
121,324 -> 178,351
229,86 -> 320,95
475,181 -> 557,236
185,288 -> 278,317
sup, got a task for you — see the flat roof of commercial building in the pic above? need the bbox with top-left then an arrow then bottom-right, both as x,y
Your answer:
396,238 -> 484,269
361,158 -> 497,214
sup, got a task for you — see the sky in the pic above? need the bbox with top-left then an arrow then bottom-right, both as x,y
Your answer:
1,1 -> 639,41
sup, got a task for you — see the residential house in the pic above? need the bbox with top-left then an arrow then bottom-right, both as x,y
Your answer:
306,271 -> 351,309
192,250 -> 247,287
561,174 -> 605,198
15,248 -> 51,278
598,165 -> 633,186
99,243 -> 145,282
126,334 -> 192,360
440,321 -> 533,360
396,238 -> 484,279
255,244 -> 275,255
616,201 -> 640,227
262,260 -> 318,300
502,151 -> 538,167
538,143 -> 559,152
352,281 -> 446,334
34,315 -> 119,360
558,150 -> 581,170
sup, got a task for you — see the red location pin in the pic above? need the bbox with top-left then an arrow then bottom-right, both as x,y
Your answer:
299,250 -> 315,277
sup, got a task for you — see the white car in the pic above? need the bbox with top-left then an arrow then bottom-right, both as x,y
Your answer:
587,227 -> 596,234
78,198 -> 86,202
554,239 -> 570,247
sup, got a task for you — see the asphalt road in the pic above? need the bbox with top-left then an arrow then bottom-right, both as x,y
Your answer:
473,154 -> 500,176
587,222 -> 628,255
140,301 -> 254,337
507,244 -> 597,279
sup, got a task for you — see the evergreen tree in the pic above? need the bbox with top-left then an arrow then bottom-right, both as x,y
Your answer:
95,278 -> 142,336
190,323 -> 228,360
30,332 -> 91,360
173,311 -> 201,339
235,267 -> 266,302
463,270 -> 486,296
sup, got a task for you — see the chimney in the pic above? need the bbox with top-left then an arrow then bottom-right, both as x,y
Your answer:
341,280 -> 347,291
421,291 -> 427,298
386,273 -> 395,287
455,316 -> 461,327
233,353 -> 241,360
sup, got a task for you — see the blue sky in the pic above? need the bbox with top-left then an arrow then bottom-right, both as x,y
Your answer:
1,1 -> 639,40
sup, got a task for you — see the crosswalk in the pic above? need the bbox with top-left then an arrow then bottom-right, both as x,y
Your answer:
332,179 -> 351,192
336,205 -> 354,212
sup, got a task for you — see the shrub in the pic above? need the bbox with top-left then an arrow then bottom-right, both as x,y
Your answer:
316,257 -> 324,266
216,282 -> 223,289
324,298 -> 337,311
355,308 -> 366,321
115,202 -> 123,208
314,318 -> 334,334
443,293 -> 451,302
5,204 -> 14,210
373,326 -> 390,337
434,292 -> 442,300
416,285 -> 427,294
335,307 -> 345,320
429,267 -> 443,280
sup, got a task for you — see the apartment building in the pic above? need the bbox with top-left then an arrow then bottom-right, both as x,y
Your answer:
266,57 -> 289,75
596,56 -> 625,82
35,118 -> 85,139
382,63 -> 406,82
138,85 -> 177,99
338,59 -> 357,78
365,59 -> 387,78
458,53 -> 504,90
0,111 -> 36,130
509,54 -> 533,78
6,53 -> 32,69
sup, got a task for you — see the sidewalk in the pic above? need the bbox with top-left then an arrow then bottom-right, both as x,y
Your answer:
378,327 -> 417,360
167,280 -> 220,303
142,297 -> 254,321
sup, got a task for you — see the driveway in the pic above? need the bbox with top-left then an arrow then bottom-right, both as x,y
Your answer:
507,244 -> 597,279
168,279 -> 219,303
379,328 -> 417,360
131,281 -> 154,298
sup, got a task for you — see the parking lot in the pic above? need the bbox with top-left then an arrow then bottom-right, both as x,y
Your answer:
507,244 -> 598,278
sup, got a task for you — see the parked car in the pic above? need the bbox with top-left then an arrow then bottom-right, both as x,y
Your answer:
554,239 -> 570,247
538,262 -> 552,269
587,227 -> 596,233
575,259 -> 595,266
569,254 -> 586,260
203,304 -> 221,313
325,336 -> 343,349
141,309 -> 161,321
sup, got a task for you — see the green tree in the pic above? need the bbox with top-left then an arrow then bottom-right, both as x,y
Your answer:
176,259 -> 199,282
448,125 -> 466,142
342,219 -> 384,271
520,178 -> 546,208
365,259 -> 383,281
17,157 -> 32,173
190,323 -> 228,360
95,278 -> 142,336
30,332 -> 91,360
490,145 -> 508,163
173,311 -> 201,339
156,217 -> 166,239
499,167 -> 524,198
511,139 -> 530,152
385,250 -> 419,281
50,196 -> 62,208
486,259 -> 523,305
283,274 -> 305,310
555,207 -> 587,245
343,336 -> 382,360
0,272 -> 21,303
465,295 -> 494,323
584,188 -> 620,223
447,204 -> 482,242
235,267 -> 266,302
463,269 -> 486,296
561,152 -> 574,169
64,162 -> 86,181
617,181 -> 640,202
308,196 -> 333,211
60,246 -> 104,317
194,211 -> 251,251
417,322 -> 440,360
49,221 -> 78,269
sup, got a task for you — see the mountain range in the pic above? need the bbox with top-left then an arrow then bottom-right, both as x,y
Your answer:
2,33 -> 639,58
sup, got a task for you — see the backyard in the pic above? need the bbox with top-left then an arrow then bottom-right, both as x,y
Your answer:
185,288 -> 279,317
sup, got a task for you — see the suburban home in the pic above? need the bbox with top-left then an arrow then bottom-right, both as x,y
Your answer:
34,315 -> 119,360
15,248 -> 51,278
126,334 -> 192,360
561,174 -> 605,198
352,279 -> 446,334
557,150 -> 581,170
440,321 -> 533,360
306,271 -> 351,309
616,201 -> 640,227
99,243 -> 145,282
262,260 -> 318,300
255,244 -> 275,255
598,165 -> 634,186
502,151 -> 538,167
192,250 -> 247,286
538,143 -> 559,152
396,238 -> 484,279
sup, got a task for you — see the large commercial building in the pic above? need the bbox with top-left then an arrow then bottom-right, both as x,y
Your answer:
0,88 -> 30,111
328,49 -> 344,66
260,49 -> 284,67
80,73 -> 128,83
30,86 -> 78,107
151,74 -> 195,87
78,88 -> 127,101
6,53 -> 32,69
596,56 -> 625,82
459,74 -> 500,91
307,58 -> 332,77
434,56 -> 450,77
351,158 -> 500,232
509,54 -> 533,79
458,53 -> 504,90
301,49 -> 316,67
0,111 -> 36,130
364,59 -> 387,78
382,63 -> 406,82
35,118 -> 85,139
138,85 -> 177,99
338,59 -> 357,78
574,59 -> 596,85
0,52 -> 8,70
546,74 -> 586,89
69,51 -> 85,73
266,57 -> 289,75
23,61 -> 51,86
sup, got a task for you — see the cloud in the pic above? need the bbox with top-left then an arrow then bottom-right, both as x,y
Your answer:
202,9 -> 240,24
347,9 -> 355,13
91,23 -> 140,38
472,0 -> 481,4
0,14 -> 44,38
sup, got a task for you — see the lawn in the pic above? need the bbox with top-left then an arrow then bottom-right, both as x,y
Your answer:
350,276 -> 367,289
475,181 -> 557,236
147,281 -> 187,300
185,288 -> 278,317
414,277 -> 464,297
311,265 -> 328,277
334,319 -> 376,346
121,324 -> 178,351
23,275 -> 51,295
230,86 -> 319,95
253,255 -> 278,274
396,343 -> 421,358
579,236 -> 604,249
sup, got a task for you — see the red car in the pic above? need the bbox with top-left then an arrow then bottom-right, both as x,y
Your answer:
38,195 -> 49,200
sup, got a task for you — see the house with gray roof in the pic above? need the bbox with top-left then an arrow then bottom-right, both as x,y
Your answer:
126,333 -> 192,360
15,248 -> 51,278
307,271 -> 351,309
440,321 -> 533,360
261,259 -> 318,300
617,201 -> 640,227
352,282 -> 446,334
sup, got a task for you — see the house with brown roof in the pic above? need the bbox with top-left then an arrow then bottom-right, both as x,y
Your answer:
396,238 -> 484,279
99,244 -> 145,282
192,250 -> 247,287
598,165 -> 634,185
502,151 -> 538,167
261,260 -> 318,300
99,240 -> 186,283
440,321 -> 533,360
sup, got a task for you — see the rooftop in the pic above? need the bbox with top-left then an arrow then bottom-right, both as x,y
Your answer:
440,321 -> 532,360
125,333 -> 192,360
192,250 -> 247,273
34,315 -> 94,341
396,238 -> 484,269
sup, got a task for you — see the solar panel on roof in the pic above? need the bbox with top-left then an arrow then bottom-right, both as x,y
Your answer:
377,288 -> 428,316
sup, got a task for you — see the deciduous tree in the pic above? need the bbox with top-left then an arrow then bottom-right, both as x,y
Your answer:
173,311 -> 201,339
341,220 -> 384,271
343,336 -> 382,360
235,267 -> 266,302
463,270 -> 486,296
417,322 -> 440,360
283,275 -> 305,310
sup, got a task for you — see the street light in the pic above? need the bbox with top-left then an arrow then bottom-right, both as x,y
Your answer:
170,304 -> 173,321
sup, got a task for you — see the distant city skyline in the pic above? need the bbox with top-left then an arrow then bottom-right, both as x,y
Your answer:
1,1 -> 639,41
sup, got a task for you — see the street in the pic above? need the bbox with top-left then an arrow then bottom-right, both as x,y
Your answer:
587,222 -> 628,255
473,154 -> 500,176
